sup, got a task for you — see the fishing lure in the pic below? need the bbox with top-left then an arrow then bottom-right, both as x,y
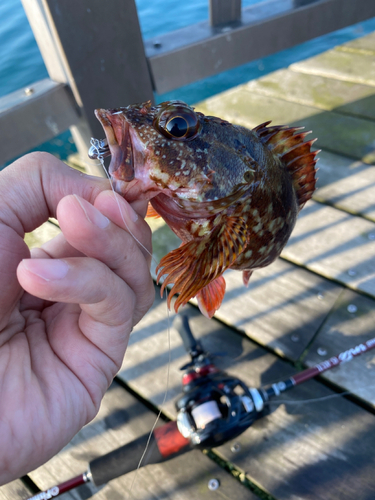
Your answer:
89,100 -> 318,318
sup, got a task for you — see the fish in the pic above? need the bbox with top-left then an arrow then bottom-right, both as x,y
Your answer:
89,100 -> 318,318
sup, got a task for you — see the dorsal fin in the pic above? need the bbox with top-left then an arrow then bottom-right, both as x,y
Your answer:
156,216 -> 248,314
253,121 -> 319,208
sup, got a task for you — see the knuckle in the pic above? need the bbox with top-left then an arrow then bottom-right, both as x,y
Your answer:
144,280 -> 155,310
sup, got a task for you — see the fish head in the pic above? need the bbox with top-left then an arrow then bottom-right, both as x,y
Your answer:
90,100 -> 264,214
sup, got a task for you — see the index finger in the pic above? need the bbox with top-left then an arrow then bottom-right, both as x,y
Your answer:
0,152 -> 109,322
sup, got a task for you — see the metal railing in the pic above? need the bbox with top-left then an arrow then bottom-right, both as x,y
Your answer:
1,0 -> 375,174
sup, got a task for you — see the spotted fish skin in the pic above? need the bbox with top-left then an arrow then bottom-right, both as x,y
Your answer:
93,100 -> 318,318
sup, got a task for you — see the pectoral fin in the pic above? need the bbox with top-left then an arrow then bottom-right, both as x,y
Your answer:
156,216 -> 248,314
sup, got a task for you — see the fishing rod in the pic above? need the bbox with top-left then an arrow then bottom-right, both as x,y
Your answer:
25,316 -> 375,500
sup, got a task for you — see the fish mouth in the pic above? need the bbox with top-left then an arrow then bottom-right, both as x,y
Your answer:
88,137 -> 111,160
90,108 -> 135,182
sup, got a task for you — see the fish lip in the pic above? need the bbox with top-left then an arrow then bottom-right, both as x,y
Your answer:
93,108 -> 135,182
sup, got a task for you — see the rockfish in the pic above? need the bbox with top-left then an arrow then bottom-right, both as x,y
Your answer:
89,100 -> 318,318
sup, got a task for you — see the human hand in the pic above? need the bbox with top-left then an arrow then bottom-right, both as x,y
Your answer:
0,153 -> 155,485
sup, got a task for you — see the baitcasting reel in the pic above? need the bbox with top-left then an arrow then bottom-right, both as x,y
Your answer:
174,315 -> 266,448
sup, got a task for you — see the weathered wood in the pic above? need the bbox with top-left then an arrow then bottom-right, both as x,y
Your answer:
146,0 -> 375,94
245,68 -> 375,120
119,296 -> 375,500
0,480 -> 32,500
313,150 -> 375,222
0,79 -> 79,166
210,263 -> 343,360
44,0 -> 154,140
209,0 -> 241,26
282,200 -> 375,298
21,0 -> 153,174
29,382 -> 254,499
20,1 -> 104,175
303,288 -> 375,407
291,47 -> 375,87
195,88 -> 375,163
342,31 -> 375,53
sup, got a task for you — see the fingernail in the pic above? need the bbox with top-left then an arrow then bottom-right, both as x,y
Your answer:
74,195 -> 110,228
22,259 -> 69,281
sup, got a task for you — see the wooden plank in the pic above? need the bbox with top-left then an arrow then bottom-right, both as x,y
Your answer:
195,88 -> 375,163
119,296 -> 375,500
0,480 -> 32,500
29,382 -> 254,500
282,200 -> 375,298
209,263 -> 342,361
313,150 -> 375,222
209,0 -> 241,26
0,79 -> 79,165
245,68 -> 375,120
341,32 -> 375,53
147,219 -> 343,361
303,288 -> 375,407
24,221 -> 61,249
291,47 -> 375,87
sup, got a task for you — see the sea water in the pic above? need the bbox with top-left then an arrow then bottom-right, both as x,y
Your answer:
1,0 -> 374,165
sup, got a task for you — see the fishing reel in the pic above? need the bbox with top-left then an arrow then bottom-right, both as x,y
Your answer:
174,315 -> 266,449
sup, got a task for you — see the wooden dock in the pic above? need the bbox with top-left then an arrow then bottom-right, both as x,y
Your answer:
2,32 -> 375,500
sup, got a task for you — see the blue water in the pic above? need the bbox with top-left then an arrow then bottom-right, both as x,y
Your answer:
1,0 -> 375,165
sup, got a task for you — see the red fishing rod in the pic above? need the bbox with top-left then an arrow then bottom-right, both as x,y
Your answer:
25,316 -> 375,500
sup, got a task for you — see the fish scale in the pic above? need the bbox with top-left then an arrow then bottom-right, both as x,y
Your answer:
90,100 -> 318,318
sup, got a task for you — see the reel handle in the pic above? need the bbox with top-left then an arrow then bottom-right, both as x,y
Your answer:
173,315 -> 203,357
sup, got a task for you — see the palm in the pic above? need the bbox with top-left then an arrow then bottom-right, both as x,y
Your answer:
2,299 -> 93,470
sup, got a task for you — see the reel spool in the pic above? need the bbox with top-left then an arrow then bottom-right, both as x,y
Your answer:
175,370 -> 265,448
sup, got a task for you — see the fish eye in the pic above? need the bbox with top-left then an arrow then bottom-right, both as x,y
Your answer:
166,116 -> 189,138
155,102 -> 202,141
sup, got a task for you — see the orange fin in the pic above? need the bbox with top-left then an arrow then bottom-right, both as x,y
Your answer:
243,269 -> 253,287
196,276 -> 226,319
146,202 -> 161,218
156,216 -> 248,313
254,122 -> 319,208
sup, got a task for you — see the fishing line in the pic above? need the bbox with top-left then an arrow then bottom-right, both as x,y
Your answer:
266,391 -> 352,406
88,140 -> 172,498
128,299 -> 172,496
89,139 -> 156,264
266,384 -> 375,408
